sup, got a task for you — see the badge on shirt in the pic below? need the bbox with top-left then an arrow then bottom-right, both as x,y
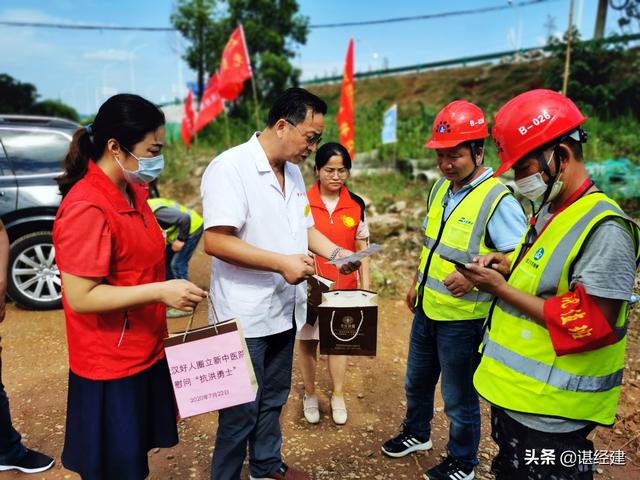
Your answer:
304,204 -> 311,217
342,215 -> 356,228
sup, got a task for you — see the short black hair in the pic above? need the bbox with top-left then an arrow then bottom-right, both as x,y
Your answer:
560,136 -> 583,161
267,87 -> 327,127
462,139 -> 484,162
315,142 -> 352,170
535,132 -> 584,162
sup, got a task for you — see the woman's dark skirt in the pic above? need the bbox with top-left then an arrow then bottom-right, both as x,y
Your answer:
61,358 -> 179,480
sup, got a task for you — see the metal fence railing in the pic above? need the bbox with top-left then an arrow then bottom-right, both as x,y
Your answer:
301,33 -> 640,86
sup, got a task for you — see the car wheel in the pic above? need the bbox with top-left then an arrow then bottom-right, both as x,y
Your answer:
7,231 -> 62,310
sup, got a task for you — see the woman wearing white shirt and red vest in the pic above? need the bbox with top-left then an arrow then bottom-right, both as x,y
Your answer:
297,142 -> 370,425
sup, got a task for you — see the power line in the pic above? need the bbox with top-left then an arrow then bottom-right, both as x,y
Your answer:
0,0 -> 557,33
309,0 -> 557,28
0,21 -> 173,32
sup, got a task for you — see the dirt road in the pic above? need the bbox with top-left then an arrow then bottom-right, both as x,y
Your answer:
1,246 -> 638,479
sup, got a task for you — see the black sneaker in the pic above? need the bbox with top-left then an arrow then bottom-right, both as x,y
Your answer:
381,426 -> 433,458
424,456 -> 474,480
0,448 -> 55,474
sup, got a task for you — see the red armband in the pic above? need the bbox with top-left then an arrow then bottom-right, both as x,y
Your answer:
543,283 -> 618,356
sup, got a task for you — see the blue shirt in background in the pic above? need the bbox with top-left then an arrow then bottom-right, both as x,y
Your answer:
422,167 -> 527,252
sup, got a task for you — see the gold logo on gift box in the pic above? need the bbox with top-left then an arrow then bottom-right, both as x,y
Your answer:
337,315 -> 357,336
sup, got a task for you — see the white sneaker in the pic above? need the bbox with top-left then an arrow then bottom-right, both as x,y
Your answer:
302,393 -> 320,424
331,395 -> 348,425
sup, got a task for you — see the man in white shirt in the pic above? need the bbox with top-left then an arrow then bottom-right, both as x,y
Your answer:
201,88 -> 358,480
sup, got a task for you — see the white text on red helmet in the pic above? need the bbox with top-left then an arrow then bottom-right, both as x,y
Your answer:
469,118 -> 485,127
517,111 -> 552,135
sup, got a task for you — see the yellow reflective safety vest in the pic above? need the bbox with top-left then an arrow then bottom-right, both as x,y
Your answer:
417,176 -> 510,320
474,192 -> 640,425
147,198 -> 204,243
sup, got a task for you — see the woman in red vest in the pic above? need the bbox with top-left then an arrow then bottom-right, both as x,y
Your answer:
53,94 -> 207,479
297,142 -> 370,425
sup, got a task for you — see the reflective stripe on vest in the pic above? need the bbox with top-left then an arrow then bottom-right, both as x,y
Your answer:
417,176 -> 509,320
417,270 -> 495,304
482,337 -> 623,393
474,193 -> 640,425
147,197 -> 204,242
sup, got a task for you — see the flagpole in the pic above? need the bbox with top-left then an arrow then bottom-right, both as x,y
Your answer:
562,0 -> 575,96
251,77 -> 260,131
239,24 -> 260,130
223,108 -> 231,149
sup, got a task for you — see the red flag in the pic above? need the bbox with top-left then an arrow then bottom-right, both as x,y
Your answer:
219,25 -> 253,101
180,89 -> 195,148
195,73 -> 224,133
337,39 -> 355,159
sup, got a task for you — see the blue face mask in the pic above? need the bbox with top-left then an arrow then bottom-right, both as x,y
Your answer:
115,147 -> 165,184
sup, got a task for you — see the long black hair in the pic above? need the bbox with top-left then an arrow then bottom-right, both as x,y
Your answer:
57,94 -> 165,196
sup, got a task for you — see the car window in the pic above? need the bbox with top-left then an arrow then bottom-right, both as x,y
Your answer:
0,129 -> 69,175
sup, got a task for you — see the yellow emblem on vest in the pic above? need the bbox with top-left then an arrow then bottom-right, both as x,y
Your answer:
342,215 -> 355,228
304,204 -> 311,217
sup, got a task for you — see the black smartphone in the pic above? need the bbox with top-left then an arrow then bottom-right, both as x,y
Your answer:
439,255 -> 469,269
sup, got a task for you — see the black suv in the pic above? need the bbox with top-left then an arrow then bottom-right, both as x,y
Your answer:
0,115 -> 79,309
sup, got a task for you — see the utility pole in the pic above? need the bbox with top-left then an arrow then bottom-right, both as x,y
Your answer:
544,14 -> 557,43
562,0 -> 575,96
594,0 -> 608,40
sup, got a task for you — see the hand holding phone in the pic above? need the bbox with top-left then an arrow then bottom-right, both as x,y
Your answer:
439,254 -> 470,270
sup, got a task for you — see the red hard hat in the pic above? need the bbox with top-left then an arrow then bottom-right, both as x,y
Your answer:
425,100 -> 488,149
492,89 -> 587,177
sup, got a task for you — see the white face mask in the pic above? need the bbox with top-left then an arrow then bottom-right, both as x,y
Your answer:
514,151 -> 563,203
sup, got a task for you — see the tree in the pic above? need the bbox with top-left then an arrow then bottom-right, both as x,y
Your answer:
171,0 -> 226,102
31,100 -> 79,122
171,0 -> 309,115
225,0 -> 309,107
0,74 -> 38,113
609,0 -> 640,30
543,28 -> 640,119
0,73 -> 80,121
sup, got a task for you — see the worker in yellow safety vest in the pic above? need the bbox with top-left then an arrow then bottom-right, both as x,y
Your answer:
381,100 -> 527,480
458,89 -> 640,480
148,198 -> 204,317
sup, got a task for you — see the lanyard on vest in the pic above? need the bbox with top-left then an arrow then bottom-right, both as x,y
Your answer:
483,178 -> 596,339
515,178 -> 595,269
418,176 -> 493,298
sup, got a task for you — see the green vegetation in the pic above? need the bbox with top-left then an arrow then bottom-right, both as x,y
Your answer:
544,29 -> 640,120
347,171 -> 428,211
171,0 -> 308,110
163,33 -> 640,212
0,74 -> 79,121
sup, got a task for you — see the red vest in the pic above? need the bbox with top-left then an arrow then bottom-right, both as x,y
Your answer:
307,182 -> 364,290
54,162 -> 167,380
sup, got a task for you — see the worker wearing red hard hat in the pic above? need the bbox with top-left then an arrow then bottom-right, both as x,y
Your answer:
382,100 -> 526,480
458,89 -> 640,480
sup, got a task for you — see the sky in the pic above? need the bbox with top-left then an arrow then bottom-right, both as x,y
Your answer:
0,0 -> 635,116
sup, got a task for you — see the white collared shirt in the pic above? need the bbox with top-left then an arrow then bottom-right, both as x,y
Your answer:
200,133 -> 314,337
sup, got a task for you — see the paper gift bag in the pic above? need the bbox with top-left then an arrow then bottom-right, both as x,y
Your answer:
318,290 -> 378,356
163,310 -> 257,418
306,274 -> 334,326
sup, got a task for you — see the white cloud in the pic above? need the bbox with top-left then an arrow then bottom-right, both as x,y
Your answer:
83,49 -> 133,62
0,10 -> 61,60
2,7 -> 72,24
